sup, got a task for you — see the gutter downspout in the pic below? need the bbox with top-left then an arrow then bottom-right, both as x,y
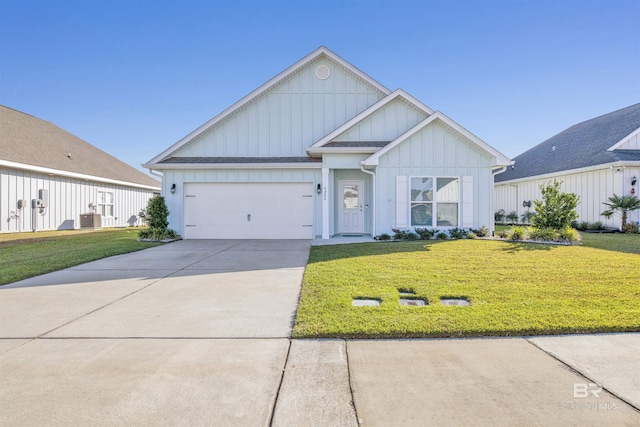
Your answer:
360,163 -> 376,238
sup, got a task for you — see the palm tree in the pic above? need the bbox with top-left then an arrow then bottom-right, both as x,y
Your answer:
601,194 -> 640,230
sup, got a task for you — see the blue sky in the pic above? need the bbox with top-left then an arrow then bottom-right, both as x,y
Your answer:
1,0 -> 638,174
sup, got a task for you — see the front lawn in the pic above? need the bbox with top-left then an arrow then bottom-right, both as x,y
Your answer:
0,228 -> 161,286
292,239 -> 640,338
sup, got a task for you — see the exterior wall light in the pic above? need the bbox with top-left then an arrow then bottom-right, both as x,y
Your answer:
317,183 -> 322,195
170,183 -> 176,194
632,176 -> 637,186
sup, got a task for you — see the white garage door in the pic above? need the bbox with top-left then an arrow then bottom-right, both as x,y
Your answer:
183,183 -> 314,239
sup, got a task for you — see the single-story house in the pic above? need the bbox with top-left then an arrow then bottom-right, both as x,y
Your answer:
494,103 -> 640,229
144,46 -> 511,239
0,105 -> 160,233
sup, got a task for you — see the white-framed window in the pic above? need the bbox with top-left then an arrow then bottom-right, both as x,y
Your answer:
97,190 -> 114,217
410,177 -> 459,227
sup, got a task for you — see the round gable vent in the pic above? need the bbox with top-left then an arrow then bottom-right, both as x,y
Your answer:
315,64 -> 331,80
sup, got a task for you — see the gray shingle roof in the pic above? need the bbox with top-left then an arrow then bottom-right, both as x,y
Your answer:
495,103 -> 640,182
159,156 -> 322,164
0,105 -> 160,188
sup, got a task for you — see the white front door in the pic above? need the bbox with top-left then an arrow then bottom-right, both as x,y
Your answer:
338,180 -> 364,234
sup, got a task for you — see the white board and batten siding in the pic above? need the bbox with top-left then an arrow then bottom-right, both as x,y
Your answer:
0,166 -> 156,233
172,58 -> 385,159
377,120 -> 493,234
333,98 -> 428,143
494,166 -> 640,228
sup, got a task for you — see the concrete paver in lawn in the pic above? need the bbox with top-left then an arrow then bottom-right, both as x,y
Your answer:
347,338 -> 640,426
272,340 -> 358,427
0,338 -> 289,427
0,269 -> 172,338
529,333 -> 640,409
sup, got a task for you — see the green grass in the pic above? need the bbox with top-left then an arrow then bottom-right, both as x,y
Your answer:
293,238 -> 640,338
0,228 -> 161,286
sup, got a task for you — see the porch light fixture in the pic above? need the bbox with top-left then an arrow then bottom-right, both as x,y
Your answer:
632,176 -> 637,186
170,183 -> 176,194
316,183 -> 322,195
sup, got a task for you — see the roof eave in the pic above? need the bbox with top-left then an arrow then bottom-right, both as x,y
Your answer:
143,162 -> 322,170
494,160 -> 640,185
2,159 -> 160,191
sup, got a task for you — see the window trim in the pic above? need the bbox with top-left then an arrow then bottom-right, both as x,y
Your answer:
409,176 -> 460,228
97,190 -> 115,218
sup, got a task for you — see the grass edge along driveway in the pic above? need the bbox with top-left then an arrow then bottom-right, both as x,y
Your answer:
293,238 -> 640,338
0,228 -> 161,286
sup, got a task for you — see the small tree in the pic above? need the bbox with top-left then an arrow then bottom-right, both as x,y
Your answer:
531,179 -> 579,229
601,194 -> 640,230
146,196 -> 169,230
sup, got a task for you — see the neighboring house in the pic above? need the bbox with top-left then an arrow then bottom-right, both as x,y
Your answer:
144,46 -> 511,240
0,105 -> 160,233
495,103 -> 640,229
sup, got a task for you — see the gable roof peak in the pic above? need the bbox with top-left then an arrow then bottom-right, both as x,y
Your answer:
146,46 -> 391,166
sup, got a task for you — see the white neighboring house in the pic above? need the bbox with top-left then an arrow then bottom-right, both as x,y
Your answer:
0,105 -> 160,233
144,46 -> 511,240
495,103 -> 640,229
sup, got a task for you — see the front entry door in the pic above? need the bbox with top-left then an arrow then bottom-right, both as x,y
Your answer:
338,180 -> 365,234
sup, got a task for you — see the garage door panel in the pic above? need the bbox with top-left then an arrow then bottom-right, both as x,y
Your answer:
183,183 -> 314,239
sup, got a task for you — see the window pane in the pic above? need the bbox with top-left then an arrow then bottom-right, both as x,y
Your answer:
411,203 -> 432,226
411,177 -> 433,201
106,192 -> 114,204
343,185 -> 358,209
107,205 -> 114,217
437,178 -> 459,202
97,191 -> 104,204
437,203 -> 458,226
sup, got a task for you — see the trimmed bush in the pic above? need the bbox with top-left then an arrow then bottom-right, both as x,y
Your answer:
509,226 -> 527,241
559,226 -> 581,242
414,228 -> 438,240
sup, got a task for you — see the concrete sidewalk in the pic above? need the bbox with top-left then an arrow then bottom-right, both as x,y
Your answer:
1,240 -> 638,426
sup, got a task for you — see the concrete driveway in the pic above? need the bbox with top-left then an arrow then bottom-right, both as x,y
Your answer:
1,240 -> 639,426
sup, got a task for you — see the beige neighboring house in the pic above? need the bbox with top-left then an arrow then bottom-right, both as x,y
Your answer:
0,105 -> 160,233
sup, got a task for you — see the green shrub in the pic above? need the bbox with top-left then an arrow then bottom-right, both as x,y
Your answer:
520,211 -> 534,224
497,230 -> 508,238
588,221 -> 605,230
146,196 -> 170,230
138,196 -> 180,241
472,225 -> 489,237
494,209 -> 506,223
532,179 -> 579,229
392,229 -> 417,241
449,227 -> 467,239
414,228 -> 438,240
466,231 -> 478,239
529,227 -> 559,242
575,221 -> 589,231
622,222 -> 639,234
506,211 -> 519,223
559,227 -> 582,242
377,233 -> 391,241
509,226 -> 527,241
436,232 -> 449,240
